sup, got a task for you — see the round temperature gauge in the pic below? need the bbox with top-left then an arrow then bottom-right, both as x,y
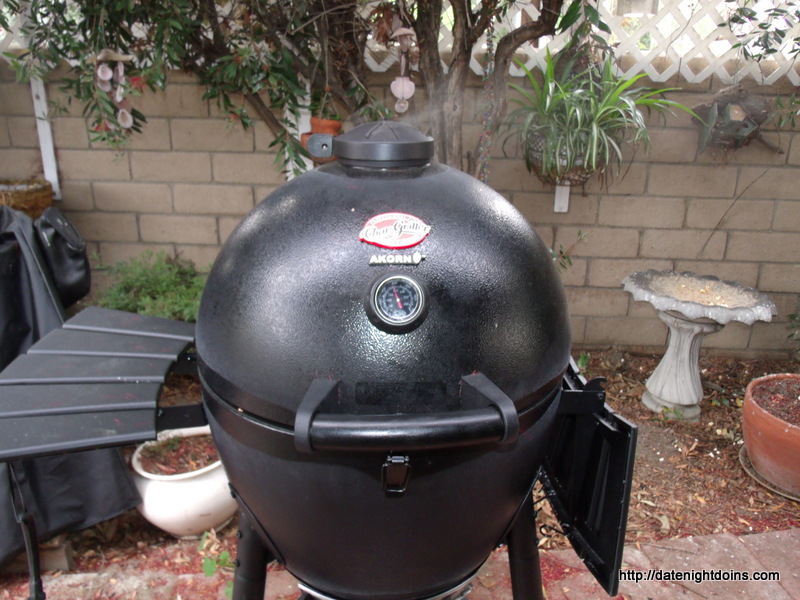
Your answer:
368,275 -> 426,330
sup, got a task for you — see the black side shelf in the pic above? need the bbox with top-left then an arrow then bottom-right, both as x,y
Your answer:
540,359 -> 638,597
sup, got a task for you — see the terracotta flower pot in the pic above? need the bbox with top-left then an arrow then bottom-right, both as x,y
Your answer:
742,373 -> 800,497
309,116 -> 342,136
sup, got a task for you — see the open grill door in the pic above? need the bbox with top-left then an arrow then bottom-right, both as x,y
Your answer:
540,360 -> 638,597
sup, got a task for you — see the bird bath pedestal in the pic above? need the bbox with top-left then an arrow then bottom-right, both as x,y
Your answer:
622,271 -> 775,421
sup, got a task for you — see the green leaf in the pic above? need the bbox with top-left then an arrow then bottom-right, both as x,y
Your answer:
557,0 -> 583,32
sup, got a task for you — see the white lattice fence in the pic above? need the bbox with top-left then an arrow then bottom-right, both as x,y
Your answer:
362,0 -> 800,84
3,1 -> 799,84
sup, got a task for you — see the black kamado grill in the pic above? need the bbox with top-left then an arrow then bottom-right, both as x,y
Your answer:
196,121 -> 637,600
0,120 -> 635,600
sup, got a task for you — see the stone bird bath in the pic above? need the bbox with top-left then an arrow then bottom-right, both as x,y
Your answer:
623,270 -> 775,421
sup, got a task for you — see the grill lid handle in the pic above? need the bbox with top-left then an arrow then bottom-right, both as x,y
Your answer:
293,373 -> 520,453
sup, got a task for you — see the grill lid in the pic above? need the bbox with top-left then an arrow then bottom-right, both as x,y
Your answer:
307,121 -> 434,167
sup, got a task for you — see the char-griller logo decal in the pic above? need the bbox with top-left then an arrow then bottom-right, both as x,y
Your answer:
358,212 -> 431,249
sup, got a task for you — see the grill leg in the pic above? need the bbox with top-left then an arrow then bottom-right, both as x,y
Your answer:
507,492 -> 544,600
233,511 -> 272,600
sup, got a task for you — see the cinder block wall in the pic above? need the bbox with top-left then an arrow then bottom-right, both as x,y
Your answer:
1,63 -> 798,358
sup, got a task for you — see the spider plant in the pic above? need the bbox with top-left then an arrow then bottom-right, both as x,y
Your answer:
507,49 -> 690,186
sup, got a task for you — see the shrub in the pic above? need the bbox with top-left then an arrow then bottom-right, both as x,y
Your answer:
98,251 -> 205,322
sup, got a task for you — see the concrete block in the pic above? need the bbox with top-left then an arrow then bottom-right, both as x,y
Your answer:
219,216 -> 243,244
129,118 -> 173,151
648,164 -> 738,197
686,198 -> 773,230
7,116 -> 39,147
98,242 -> 173,266
645,128 -> 700,163
559,258 -> 587,287
132,151 -> 212,182
702,321 -> 752,349
556,226 -> 640,258
0,148 -> 44,179
173,184 -> 254,215
759,263 -> 800,293
5,535 -> 74,574
773,199 -> 800,231
140,214 -> 217,244
171,118 -> 254,152
641,229 -> 726,260
58,150 -> 131,181
130,84 -> 209,118
748,321 -> 794,351
584,316 -> 667,347
486,159 -> 538,193
0,83 -> 34,116
598,195 -> 685,228
587,258 -> 674,288
565,287 -> 630,317
514,192 -> 599,226
175,244 -> 220,271
65,212 -> 139,242
673,260 -> 760,288
212,152 -> 286,185
628,298 -> 660,318
59,181 -> 94,212
737,166 -> 800,200
787,134 -> 800,165
726,231 -> 800,262
93,182 -> 173,213
585,163 -> 647,195
569,315 -> 587,344
52,117 -> 90,149
254,121 -> 278,152
253,185 -> 280,204
0,117 -> 9,147
720,135 -> 789,166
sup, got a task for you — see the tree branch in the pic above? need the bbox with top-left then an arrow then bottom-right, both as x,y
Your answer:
468,0 -> 563,177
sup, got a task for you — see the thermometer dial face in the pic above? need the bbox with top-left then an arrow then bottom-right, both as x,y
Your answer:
369,275 -> 426,329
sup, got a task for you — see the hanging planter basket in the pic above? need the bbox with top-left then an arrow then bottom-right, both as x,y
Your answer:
0,179 -> 54,219
525,135 -> 595,187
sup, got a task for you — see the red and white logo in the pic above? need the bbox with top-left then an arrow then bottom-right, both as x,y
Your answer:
359,213 -> 431,249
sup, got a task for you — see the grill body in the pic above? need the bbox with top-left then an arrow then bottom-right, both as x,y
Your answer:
196,122 -> 571,600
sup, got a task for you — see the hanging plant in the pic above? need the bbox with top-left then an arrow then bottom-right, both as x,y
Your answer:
506,45 -> 690,187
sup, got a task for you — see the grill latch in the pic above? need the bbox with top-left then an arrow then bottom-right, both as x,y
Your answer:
382,455 -> 411,495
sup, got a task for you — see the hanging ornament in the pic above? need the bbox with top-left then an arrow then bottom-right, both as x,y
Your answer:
389,26 -> 417,115
390,75 -> 415,113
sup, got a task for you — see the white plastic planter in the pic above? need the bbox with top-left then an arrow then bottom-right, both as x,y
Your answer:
130,425 -> 238,538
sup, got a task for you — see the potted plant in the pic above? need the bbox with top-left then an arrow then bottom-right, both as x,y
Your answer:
741,373 -> 800,498
96,252 -> 237,534
506,41 -> 688,187
130,425 -> 238,538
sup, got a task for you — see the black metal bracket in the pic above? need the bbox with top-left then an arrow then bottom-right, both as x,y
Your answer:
156,403 -> 207,432
294,379 -> 341,453
461,372 -> 520,444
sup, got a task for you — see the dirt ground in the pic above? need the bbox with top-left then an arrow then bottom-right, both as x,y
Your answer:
2,348 -> 799,583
